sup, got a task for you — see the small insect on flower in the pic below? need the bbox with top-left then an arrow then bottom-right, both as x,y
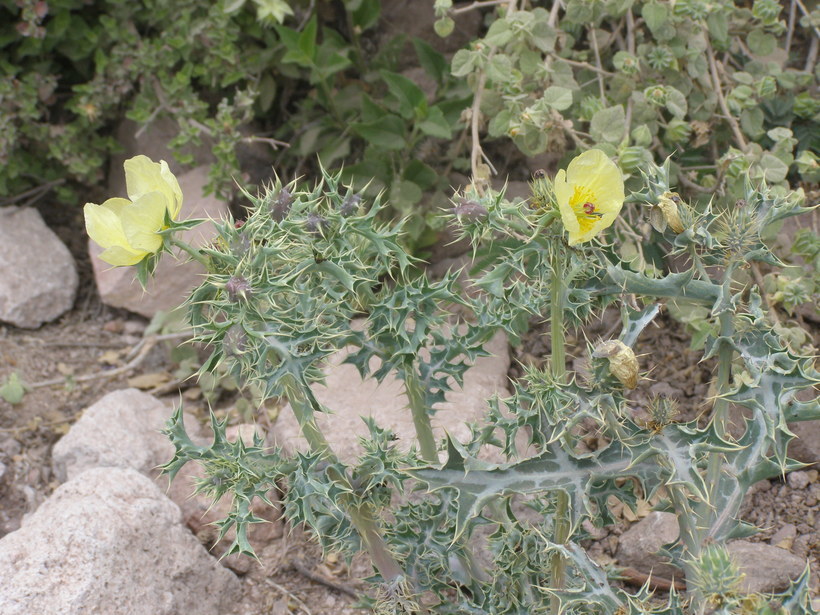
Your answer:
84,155 -> 182,266
554,149 -> 625,245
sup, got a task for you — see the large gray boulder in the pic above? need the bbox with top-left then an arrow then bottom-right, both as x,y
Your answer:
51,388 -> 186,482
0,467 -> 240,615
0,206 -> 78,328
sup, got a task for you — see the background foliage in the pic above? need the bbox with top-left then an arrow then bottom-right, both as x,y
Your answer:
2,0 -> 817,249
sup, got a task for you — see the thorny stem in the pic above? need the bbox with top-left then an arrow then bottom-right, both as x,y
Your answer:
549,257 -> 570,612
169,237 -> 211,269
285,378 -> 405,583
404,364 -> 440,464
705,272 -> 736,502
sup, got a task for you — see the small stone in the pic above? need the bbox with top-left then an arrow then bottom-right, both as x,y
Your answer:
102,319 -> 125,333
0,207 -> 78,328
769,523 -> 797,550
0,436 -> 21,458
615,511 -> 682,581
123,319 -> 146,336
727,540 -> 805,593
754,479 -> 772,492
788,420 -> 820,466
792,534 -> 811,559
787,470 -> 810,490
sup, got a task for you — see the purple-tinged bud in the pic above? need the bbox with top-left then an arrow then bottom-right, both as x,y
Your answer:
532,169 -> 546,180
339,194 -> 361,217
271,188 -> 294,222
225,275 -> 252,302
223,325 -> 247,357
452,198 -> 489,221
305,213 -> 329,236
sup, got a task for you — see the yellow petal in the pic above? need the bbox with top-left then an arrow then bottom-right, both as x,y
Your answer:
120,192 -> 167,253
554,169 -> 581,237
98,245 -> 149,267
159,160 -> 183,219
84,198 -> 132,250
556,149 -> 625,245
124,155 -> 182,219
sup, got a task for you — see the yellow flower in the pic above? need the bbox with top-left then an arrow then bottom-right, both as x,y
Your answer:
84,156 -> 183,266
554,149 -> 624,245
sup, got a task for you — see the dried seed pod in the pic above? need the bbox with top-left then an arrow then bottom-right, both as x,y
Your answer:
650,191 -> 685,234
593,340 -> 639,389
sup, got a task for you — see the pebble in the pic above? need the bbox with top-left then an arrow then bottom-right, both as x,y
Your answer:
754,479 -> 771,492
787,470 -> 810,490
769,524 -> 796,549
0,436 -> 21,458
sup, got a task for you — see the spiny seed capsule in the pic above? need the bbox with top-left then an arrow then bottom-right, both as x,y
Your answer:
305,213 -> 329,236
340,194 -> 361,217
452,198 -> 489,221
271,187 -> 294,222
225,275 -> 252,302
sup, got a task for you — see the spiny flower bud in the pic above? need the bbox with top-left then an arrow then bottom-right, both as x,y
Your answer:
305,213 -> 329,236
339,194 -> 361,217
229,232 -> 250,257
649,191 -> 685,234
271,187 -> 294,222
593,340 -> 639,389
646,396 -> 679,432
225,275 -> 252,302
223,324 -> 247,357
452,198 -> 488,221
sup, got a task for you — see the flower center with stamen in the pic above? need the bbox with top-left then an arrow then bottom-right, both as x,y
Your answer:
568,186 -> 599,234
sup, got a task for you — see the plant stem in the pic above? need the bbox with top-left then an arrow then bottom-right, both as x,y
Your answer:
549,258 -> 570,612
285,378 -> 405,582
169,237 -> 211,269
404,364 -> 439,464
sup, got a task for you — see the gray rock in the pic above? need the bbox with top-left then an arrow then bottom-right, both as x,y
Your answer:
90,165 -> 230,318
788,420 -> 820,466
616,511 -> 682,581
274,328 -> 511,463
0,207 -> 78,328
51,388 -> 200,483
727,540 -> 805,593
787,470 -> 811,490
0,467 -> 239,615
769,523 -> 797,549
